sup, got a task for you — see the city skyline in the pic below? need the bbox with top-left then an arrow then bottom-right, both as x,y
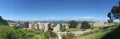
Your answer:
0,0 -> 119,21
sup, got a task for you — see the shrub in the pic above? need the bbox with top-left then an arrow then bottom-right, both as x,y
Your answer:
68,20 -> 78,28
0,25 -> 47,39
60,24 -> 66,32
81,21 -> 91,30
0,16 -> 8,25
45,30 -> 57,37
62,32 -> 76,39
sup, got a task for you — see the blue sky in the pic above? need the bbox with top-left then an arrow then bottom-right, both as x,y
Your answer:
0,0 -> 119,21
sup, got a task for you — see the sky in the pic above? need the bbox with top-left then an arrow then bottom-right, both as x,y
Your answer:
0,0 -> 119,21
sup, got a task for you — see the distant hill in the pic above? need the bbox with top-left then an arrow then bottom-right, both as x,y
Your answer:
11,20 -> 95,24
38,20 -> 95,24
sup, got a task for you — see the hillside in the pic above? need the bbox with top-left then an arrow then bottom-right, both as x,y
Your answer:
77,24 -> 119,39
0,25 -> 48,39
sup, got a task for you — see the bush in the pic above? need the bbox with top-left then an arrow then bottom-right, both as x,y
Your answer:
78,25 -> 118,39
62,32 -> 76,39
0,26 -> 17,39
60,24 -> 66,32
0,16 -> 8,25
68,20 -> 78,28
81,21 -> 91,30
45,30 -> 57,37
0,25 -> 47,39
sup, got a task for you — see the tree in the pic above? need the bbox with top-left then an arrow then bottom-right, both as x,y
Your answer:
0,16 -> 8,25
25,22 -> 29,28
107,1 -> 120,23
107,19 -> 113,23
60,24 -> 66,32
81,21 -> 91,30
68,20 -> 78,28
107,12 -> 113,23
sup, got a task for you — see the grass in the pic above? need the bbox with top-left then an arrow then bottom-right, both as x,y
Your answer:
0,25 -> 48,39
49,37 -> 57,39
0,24 -> 119,39
66,28 -> 81,32
77,31 -> 107,39
76,24 -> 118,39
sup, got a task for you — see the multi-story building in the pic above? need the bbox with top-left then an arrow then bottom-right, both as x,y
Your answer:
93,21 -> 105,27
29,23 -> 38,29
28,22 -> 51,32
38,23 -> 51,32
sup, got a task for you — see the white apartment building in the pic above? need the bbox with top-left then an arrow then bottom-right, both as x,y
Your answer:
93,21 -> 105,27
38,23 -> 50,32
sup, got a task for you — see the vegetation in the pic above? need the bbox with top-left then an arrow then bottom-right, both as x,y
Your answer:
102,1 -> 120,39
68,20 -> 78,28
107,19 -> 113,23
66,28 -> 80,32
77,31 -> 107,39
62,32 -> 76,39
60,24 -> 66,32
107,1 -> 120,22
0,25 -> 48,39
0,16 -> 8,25
77,25 -> 118,39
45,30 -> 57,38
81,21 -> 91,30
101,24 -> 120,39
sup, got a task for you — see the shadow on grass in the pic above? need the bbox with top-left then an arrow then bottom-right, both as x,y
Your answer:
101,25 -> 120,39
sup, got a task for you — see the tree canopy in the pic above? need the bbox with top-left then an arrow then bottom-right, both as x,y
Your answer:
0,16 -> 8,25
68,20 -> 78,28
107,1 -> 120,23
81,21 -> 91,30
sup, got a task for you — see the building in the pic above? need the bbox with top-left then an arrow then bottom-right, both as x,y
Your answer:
38,23 -> 45,30
28,22 -> 51,32
37,23 -> 50,32
93,21 -> 105,27
43,23 -> 51,32
29,23 -> 38,29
